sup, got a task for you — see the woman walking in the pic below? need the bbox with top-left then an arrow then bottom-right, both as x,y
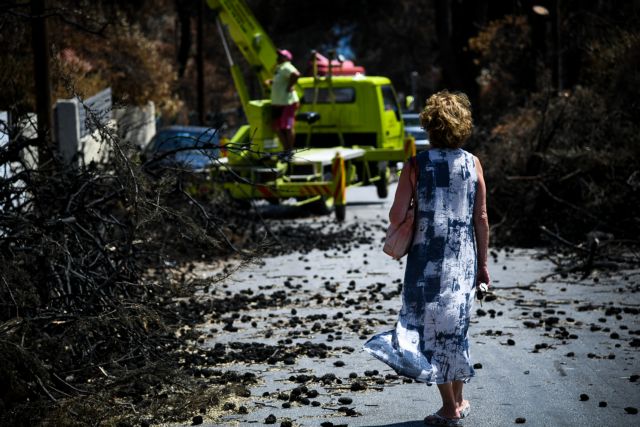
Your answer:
364,90 -> 490,426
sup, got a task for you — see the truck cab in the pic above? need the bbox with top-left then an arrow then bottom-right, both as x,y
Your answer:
295,76 -> 404,151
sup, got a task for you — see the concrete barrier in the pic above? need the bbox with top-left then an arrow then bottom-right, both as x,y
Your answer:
112,101 -> 156,149
55,88 -> 113,165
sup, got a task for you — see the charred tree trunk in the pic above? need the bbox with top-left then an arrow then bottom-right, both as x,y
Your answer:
176,0 -> 192,78
434,0 -> 463,90
196,0 -> 205,125
529,5 -> 548,91
31,0 -> 54,167
434,0 -> 484,99
551,0 -> 563,91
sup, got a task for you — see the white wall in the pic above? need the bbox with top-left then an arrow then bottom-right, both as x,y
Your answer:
54,88 -> 156,165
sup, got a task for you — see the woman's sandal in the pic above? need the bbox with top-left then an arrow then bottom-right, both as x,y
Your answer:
424,412 -> 463,426
460,403 -> 471,418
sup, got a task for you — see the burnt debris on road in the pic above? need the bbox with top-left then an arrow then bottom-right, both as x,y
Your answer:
172,187 -> 640,426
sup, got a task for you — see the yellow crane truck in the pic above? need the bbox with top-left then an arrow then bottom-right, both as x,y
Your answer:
207,0 -> 416,221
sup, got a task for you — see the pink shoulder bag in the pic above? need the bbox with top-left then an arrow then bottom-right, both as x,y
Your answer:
383,158 -> 417,260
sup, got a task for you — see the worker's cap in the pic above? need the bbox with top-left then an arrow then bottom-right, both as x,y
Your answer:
277,49 -> 293,61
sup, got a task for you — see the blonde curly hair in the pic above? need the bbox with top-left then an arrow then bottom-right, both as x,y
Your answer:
419,90 -> 473,148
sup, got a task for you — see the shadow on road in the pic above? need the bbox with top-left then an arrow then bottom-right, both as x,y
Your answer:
252,199 -> 386,219
361,421 -> 425,427
253,203 -> 312,219
347,200 -> 387,206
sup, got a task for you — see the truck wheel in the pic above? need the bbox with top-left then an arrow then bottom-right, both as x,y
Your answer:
376,164 -> 390,199
307,196 -> 332,215
335,204 -> 346,222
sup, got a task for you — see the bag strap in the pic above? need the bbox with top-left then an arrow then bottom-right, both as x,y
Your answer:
409,156 -> 418,206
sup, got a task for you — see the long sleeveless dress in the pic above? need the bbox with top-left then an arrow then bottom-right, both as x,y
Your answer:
364,148 -> 478,384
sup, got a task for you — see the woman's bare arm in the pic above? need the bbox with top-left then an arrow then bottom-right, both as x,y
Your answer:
473,156 -> 490,285
389,158 -> 416,225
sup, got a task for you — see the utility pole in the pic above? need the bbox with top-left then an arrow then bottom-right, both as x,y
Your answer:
31,0 -> 55,166
196,0 -> 205,126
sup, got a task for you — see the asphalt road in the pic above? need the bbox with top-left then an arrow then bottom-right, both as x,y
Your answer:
190,183 -> 640,427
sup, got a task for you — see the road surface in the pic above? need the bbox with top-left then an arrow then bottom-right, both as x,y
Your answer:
190,183 -> 639,426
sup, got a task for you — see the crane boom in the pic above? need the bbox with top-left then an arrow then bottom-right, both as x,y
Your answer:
206,0 -> 279,99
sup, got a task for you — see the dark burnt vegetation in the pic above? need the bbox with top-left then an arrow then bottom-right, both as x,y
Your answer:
0,121 -> 235,424
466,5 -> 640,262
0,113 -> 374,424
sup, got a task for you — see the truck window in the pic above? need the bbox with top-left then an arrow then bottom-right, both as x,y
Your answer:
381,85 -> 401,120
302,87 -> 356,104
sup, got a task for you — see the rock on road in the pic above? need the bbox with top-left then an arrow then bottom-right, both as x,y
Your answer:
189,183 -> 639,427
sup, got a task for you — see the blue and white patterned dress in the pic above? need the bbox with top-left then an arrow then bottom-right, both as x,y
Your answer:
364,148 -> 478,384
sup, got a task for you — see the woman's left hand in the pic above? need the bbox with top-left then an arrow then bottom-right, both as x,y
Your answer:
477,265 -> 490,287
